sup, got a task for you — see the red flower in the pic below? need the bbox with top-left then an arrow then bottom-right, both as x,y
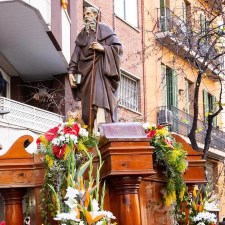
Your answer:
72,123 -> 80,136
64,123 -> 80,136
146,129 -> 156,138
45,127 -> 59,141
0,221 -> 5,225
53,145 -> 66,159
36,137 -> 41,145
157,125 -> 165,129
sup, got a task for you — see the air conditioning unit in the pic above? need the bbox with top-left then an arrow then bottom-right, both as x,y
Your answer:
157,109 -> 173,126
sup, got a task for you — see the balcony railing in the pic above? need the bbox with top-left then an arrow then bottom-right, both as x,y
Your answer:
158,106 -> 225,151
156,7 -> 224,77
0,97 -> 63,133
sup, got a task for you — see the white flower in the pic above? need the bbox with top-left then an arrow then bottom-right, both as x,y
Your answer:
92,199 -> 100,212
65,187 -> 79,199
65,197 -> 78,209
193,212 -> 216,223
196,222 -> 205,225
54,211 -> 80,221
142,122 -> 150,130
79,128 -> 89,137
103,210 -> 116,219
58,124 -> 64,133
70,135 -> 78,144
59,135 -> 66,142
79,221 -> 85,225
52,138 -> 61,145
96,221 -> 104,225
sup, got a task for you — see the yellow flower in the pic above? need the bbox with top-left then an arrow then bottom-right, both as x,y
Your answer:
67,117 -> 74,126
45,155 -> 54,168
78,141 -> 88,152
179,187 -> 186,201
63,145 -> 71,160
156,128 -> 168,136
40,135 -> 48,147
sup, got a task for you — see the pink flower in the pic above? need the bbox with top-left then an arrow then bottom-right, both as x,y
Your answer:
45,127 -> 59,141
0,221 -> 5,225
165,137 -> 174,149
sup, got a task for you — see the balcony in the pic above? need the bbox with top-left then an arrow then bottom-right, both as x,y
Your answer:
155,7 -> 225,80
158,106 -> 225,152
0,0 -> 68,81
22,0 -> 51,26
0,97 -> 63,133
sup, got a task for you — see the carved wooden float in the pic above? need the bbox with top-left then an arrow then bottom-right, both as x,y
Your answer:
0,135 -> 44,225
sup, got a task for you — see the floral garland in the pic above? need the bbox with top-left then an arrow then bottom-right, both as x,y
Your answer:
36,118 -> 115,225
143,123 -> 188,207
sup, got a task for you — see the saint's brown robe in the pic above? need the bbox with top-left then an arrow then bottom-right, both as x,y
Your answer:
68,23 -> 123,126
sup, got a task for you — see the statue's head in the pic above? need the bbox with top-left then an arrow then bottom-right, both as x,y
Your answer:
83,7 -> 99,33
83,7 -> 99,23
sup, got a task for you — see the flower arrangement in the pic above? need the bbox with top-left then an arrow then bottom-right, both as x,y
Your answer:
143,123 -> 188,206
36,118 -> 115,225
192,212 -> 216,225
181,185 -> 218,225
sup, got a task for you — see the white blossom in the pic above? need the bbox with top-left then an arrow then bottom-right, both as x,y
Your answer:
193,212 -> 216,224
54,211 -> 80,221
70,135 -> 78,144
65,197 -> 78,209
91,199 -> 100,212
59,135 -> 66,142
103,211 -> 116,219
79,128 -> 89,137
96,221 -> 104,225
65,187 -> 79,199
142,122 -> 150,130
52,138 -> 60,145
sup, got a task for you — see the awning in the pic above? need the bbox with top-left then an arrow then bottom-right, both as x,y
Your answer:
0,0 -> 68,81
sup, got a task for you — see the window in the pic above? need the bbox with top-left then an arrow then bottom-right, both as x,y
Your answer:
200,13 -> 207,35
0,70 -> 10,98
161,64 -> 178,108
159,0 -> 167,31
118,71 -> 139,112
185,79 -> 193,114
114,0 -> 138,27
203,90 -> 217,126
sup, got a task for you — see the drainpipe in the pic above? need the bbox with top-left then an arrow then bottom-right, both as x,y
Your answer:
141,0 -> 147,121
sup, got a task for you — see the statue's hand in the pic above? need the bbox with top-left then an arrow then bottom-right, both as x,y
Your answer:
89,42 -> 105,53
68,73 -> 77,89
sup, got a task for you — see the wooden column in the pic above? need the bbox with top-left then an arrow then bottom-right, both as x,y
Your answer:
1,188 -> 26,225
111,176 -> 142,225
99,123 -> 156,225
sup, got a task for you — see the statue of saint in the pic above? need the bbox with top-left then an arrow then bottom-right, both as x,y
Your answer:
68,7 -> 123,130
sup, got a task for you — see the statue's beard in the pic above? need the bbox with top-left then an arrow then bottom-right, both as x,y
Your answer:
84,20 -> 97,34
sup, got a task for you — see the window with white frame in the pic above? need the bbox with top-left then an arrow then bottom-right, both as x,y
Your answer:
118,71 -> 139,112
114,0 -> 138,27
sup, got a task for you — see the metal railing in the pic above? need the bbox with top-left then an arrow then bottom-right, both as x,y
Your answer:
0,97 -> 63,133
158,106 -> 225,151
156,7 -> 224,75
